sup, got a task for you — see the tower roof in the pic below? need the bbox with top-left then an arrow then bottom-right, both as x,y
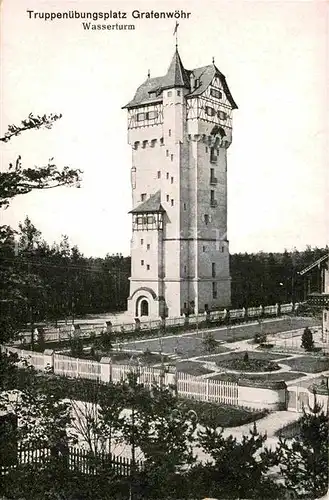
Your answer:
123,53 -> 238,110
129,191 -> 165,214
161,47 -> 190,90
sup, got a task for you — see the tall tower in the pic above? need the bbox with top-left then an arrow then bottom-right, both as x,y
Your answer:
123,48 -> 237,319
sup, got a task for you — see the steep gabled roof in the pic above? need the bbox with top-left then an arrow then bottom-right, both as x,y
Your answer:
129,191 -> 165,214
186,64 -> 238,109
123,51 -> 238,110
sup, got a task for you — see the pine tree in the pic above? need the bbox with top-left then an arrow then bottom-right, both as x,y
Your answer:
301,327 -> 314,351
278,394 -> 329,498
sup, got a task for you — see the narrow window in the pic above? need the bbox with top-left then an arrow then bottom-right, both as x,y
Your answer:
167,91 -> 172,97
160,138 -> 164,145
166,172 -> 169,179
212,262 -> 216,277
221,246 -> 225,253
204,214 -> 209,225
205,146 -> 208,153
203,245 -> 206,252
166,194 -> 169,202
157,171 -> 161,179
141,193 -> 147,201
169,129 -> 172,137
171,199 -> 174,206
140,239 -> 144,245
147,244 -> 150,250
171,176 -> 174,184
210,190 -> 215,204
166,149 -> 169,157
183,203 -> 187,210
171,154 -> 174,161
146,264 -> 150,270
212,282 -> 217,299
184,265 -> 187,273
141,260 -> 144,266
142,140 -> 147,148
184,302 -> 187,309
177,90 -> 181,96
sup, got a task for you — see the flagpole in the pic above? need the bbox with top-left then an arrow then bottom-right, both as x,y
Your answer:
174,22 -> 179,48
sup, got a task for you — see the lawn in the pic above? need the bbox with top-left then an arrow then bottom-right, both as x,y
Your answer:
175,361 -> 214,376
275,419 -> 302,439
284,356 -> 329,373
179,398 -> 268,428
209,371 -> 307,383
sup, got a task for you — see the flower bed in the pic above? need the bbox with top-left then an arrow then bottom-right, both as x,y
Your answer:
215,355 -> 280,373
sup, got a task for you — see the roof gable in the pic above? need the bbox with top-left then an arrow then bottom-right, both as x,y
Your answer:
129,191 -> 165,214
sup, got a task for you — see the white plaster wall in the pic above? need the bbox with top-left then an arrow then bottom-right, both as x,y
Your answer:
238,385 -> 286,410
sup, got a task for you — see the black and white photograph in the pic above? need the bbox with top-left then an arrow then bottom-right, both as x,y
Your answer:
0,0 -> 328,499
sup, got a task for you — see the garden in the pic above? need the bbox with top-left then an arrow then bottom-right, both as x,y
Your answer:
197,351 -> 283,373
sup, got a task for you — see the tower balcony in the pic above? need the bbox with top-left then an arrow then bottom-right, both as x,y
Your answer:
210,199 -> 218,208
210,176 -> 218,186
307,293 -> 329,308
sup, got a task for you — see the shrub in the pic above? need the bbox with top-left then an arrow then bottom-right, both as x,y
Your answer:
301,327 -> 314,352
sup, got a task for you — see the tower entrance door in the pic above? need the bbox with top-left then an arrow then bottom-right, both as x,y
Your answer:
135,296 -> 150,317
140,299 -> 149,316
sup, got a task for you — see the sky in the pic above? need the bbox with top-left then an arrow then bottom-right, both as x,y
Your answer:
1,0 -> 328,257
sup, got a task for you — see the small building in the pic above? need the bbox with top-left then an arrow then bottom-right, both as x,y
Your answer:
299,253 -> 329,343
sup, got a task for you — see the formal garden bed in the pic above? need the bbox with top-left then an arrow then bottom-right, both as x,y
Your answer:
283,355 -> 329,373
211,351 -> 281,372
196,350 -> 289,364
209,371 -> 306,384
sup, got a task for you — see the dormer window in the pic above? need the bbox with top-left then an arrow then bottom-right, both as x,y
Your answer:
210,88 -> 222,99
149,91 -> 156,98
194,78 -> 200,89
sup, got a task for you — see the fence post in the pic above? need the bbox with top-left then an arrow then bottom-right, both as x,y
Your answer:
100,357 -> 112,383
276,303 -> 280,316
206,378 -> 209,402
134,318 -> 141,332
43,349 -> 54,372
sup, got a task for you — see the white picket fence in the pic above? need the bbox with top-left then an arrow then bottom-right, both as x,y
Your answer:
54,354 -> 101,381
16,302 -> 297,344
177,371 -> 238,405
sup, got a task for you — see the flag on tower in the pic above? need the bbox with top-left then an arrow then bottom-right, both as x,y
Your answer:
173,22 -> 179,35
